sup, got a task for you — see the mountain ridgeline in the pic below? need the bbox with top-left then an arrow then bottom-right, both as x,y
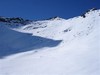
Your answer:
0,8 -> 98,25
0,16 -> 32,25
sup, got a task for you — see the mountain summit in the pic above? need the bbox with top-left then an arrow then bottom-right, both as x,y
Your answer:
48,16 -> 65,20
81,8 -> 98,18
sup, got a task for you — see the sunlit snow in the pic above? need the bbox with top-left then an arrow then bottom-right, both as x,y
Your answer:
0,9 -> 100,75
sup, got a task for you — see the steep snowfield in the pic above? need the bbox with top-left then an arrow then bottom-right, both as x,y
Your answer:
0,9 -> 100,75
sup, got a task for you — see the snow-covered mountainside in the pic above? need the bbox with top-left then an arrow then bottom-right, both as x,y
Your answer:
0,9 -> 100,75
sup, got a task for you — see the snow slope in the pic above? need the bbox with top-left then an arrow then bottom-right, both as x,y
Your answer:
0,24 -> 61,58
0,9 -> 100,75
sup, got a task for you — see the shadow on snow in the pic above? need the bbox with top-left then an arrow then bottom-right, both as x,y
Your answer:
0,25 -> 62,58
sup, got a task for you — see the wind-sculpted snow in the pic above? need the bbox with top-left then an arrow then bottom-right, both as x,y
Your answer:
0,25 -> 62,58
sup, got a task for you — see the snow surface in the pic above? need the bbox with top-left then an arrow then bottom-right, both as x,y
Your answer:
0,9 -> 100,75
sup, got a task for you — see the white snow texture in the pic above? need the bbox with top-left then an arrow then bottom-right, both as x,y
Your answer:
0,9 -> 100,75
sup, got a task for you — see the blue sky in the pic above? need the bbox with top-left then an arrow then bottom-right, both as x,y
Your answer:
0,0 -> 100,20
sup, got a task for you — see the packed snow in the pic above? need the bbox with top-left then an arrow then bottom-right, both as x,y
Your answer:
0,9 -> 100,75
